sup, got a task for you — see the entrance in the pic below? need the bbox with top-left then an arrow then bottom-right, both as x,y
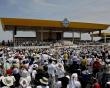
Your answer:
57,32 -> 62,40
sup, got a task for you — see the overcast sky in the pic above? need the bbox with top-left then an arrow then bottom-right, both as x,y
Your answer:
0,0 -> 110,41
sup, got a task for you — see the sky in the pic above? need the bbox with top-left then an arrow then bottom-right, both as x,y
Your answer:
0,0 -> 110,41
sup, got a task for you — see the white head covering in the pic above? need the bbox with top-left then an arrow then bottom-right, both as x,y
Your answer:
56,81 -> 62,88
69,73 -> 81,88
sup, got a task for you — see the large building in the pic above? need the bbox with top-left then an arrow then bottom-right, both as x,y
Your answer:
91,32 -> 110,43
0,18 -> 109,46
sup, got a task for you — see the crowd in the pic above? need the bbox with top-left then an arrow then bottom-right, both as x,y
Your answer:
0,46 -> 110,88
0,40 -> 74,47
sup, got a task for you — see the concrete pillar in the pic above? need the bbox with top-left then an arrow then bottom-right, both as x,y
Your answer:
72,31 -> 74,43
79,32 -> 81,41
104,34 -> 106,43
61,32 -> 63,40
13,30 -> 15,47
13,26 -> 17,47
91,32 -> 93,42
41,32 -> 43,41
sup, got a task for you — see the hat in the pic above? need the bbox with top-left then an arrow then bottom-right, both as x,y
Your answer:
12,68 -> 19,74
20,78 -> 28,87
50,53 -> 53,56
66,75 -> 70,79
2,76 -> 14,87
7,48 -> 10,51
33,64 -> 38,69
107,81 -> 110,85
56,81 -> 62,88
72,73 -> 78,78
51,58 -> 57,61
39,77 -> 48,85
35,54 -> 40,58
58,63 -> 63,68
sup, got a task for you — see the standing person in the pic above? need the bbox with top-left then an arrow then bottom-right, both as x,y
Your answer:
0,63 -> 4,76
12,67 -> 20,87
92,78 -> 100,88
60,75 -> 70,88
56,63 -> 65,81
69,73 -> 81,88
19,67 -> 31,88
92,58 -> 101,77
105,81 -> 110,88
63,52 -> 69,66
47,59 -> 56,88
80,56 -> 88,71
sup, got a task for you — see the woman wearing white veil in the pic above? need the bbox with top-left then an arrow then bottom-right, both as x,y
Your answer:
69,73 -> 81,88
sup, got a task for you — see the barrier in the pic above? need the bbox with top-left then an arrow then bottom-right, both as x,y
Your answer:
12,46 -> 50,49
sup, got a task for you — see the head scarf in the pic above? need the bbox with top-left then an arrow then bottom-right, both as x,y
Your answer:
69,73 -> 81,88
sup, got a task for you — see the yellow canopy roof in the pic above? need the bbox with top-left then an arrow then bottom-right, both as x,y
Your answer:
0,18 -> 109,32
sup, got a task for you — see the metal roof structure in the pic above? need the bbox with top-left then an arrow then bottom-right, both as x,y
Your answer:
1,18 -> 109,32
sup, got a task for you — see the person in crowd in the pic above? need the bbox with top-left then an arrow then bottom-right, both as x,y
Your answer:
47,59 -> 56,88
60,75 -> 70,88
92,58 -> 101,77
0,46 -> 109,88
69,73 -> 81,88
80,55 -> 88,71
36,77 -> 49,88
92,78 -> 100,88
56,63 -> 65,81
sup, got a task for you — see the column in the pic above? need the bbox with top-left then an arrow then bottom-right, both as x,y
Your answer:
41,32 -> 43,42
13,30 -> 15,47
60,32 -> 63,40
35,31 -> 37,43
13,27 -> 17,47
72,31 -> 74,44
79,32 -> 81,41
91,32 -> 93,42
104,34 -> 106,43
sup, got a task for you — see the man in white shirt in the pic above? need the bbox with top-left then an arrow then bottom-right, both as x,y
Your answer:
47,59 -> 56,88
56,63 -> 65,80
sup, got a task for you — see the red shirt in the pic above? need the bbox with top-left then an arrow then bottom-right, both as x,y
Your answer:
6,69 -> 12,75
93,83 -> 100,88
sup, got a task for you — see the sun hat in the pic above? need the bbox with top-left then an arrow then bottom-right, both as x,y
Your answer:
107,81 -> 110,85
2,76 -> 14,87
66,75 -> 70,79
39,77 -> 48,85
71,73 -> 78,78
33,64 -> 38,69
19,78 -> 28,87
12,68 -> 19,74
